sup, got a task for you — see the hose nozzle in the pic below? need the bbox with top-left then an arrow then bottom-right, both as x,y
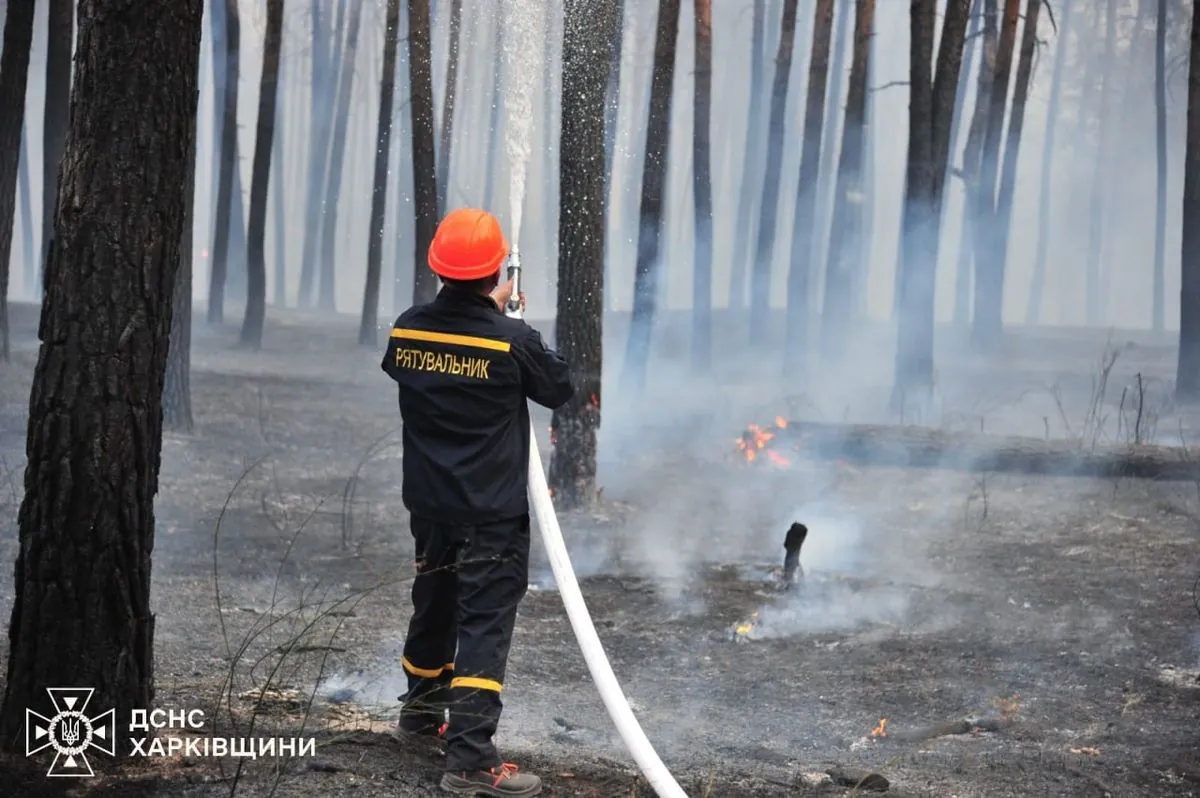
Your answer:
505,246 -> 522,319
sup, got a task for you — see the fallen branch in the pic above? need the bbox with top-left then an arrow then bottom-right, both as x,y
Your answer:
825,767 -> 889,792
764,420 -> 1200,481
885,716 -> 1012,744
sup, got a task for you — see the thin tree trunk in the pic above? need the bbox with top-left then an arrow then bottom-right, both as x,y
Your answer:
271,49 -> 287,307
810,0 -> 853,291
164,93 -> 199,433
38,0 -> 74,297
820,0 -> 874,359
691,0 -> 714,370
969,0 -> 1020,350
436,0 -> 462,216
548,0 -> 618,508
239,0 -> 285,347
317,0 -> 365,312
1026,0 -> 1074,326
620,0 -> 682,392
783,0 -> 835,366
853,8 -> 877,317
359,0 -> 402,345
1176,0 -> 1200,399
728,0 -> 767,312
18,126 -> 35,299
0,0 -> 203,752
749,0 -> 800,344
409,0 -> 440,304
602,0 -> 625,315
981,0 -> 1039,344
948,0 -> 983,327
1083,0 -> 1118,328
1153,0 -> 1168,333
207,0 -> 240,324
392,0 -> 413,313
0,0 -> 36,363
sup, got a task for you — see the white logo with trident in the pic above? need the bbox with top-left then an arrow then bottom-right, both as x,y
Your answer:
26,688 -> 116,777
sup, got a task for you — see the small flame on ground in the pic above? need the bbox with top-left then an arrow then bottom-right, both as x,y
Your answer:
735,417 -> 792,467
734,611 -> 759,637
870,718 -> 888,738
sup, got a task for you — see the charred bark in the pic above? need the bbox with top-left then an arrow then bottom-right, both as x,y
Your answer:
0,0 -> 203,752
0,0 -> 35,364
164,94 -> 199,433
547,0 -> 617,508
783,0 -> 835,365
409,0 -> 440,304
968,0 -> 1020,351
38,0 -> 74,297
691,0 -> 714,371
1083,0 -> 1118,328
728,0 -> 767,312
317,0 -> 365,312
1026,0 -> 1074,326
239,0 -> 284,348
820,0 -> 875,360
358,0 -> 402,346
1153,0 -> 1168,333
436,0 -> 463,216
207,0 -> 240,325
620,0 -> 681,392
748,0 -> 799,344
1177,0 -> 1200,400
298,0 -> 338,307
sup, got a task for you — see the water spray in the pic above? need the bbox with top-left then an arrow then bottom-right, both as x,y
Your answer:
497,7 -> 684,791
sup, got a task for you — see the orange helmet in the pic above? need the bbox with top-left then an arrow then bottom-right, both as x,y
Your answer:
427,208 -> 510,281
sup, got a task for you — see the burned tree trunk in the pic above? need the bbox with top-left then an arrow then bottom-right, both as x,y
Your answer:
1153,0 -> 1168,333
811,0 -> 853,283
298,0 -> 338,307
749,0 -> 799,344
358,0 -> 402,346
207,0 -> 240,325
728,0 -> 767,312
968,0 -> 1020,351
691,0 -> 714,371
436,0 -> 463,216
1026,0 -> 1074,326
820,0 -> 875,360
1177,0 -> 1200,400
38,0 -> 74,297
1084,0 -> 1118,328
271,52 -> 288,307
547,0 -> 618,509
892,0 -> 970,413
0,0 -> 203,753
317,0 -> 365,312
620,0 -> 681,392
238,0 -> 284,349
409,0 -> 440,304
783,0 -> 835,365
0,0 -> 36,364
164,96 -> 199,433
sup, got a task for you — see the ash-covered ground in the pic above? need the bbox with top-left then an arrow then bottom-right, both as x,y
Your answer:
0,302 -> 1198,797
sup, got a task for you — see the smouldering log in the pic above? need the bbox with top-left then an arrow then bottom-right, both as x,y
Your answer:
782,522 -> 807,589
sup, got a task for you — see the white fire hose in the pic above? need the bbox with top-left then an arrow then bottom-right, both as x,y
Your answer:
505,250 -> 688,798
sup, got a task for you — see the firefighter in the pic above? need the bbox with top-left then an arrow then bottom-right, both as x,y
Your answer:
382,207 -> 573,796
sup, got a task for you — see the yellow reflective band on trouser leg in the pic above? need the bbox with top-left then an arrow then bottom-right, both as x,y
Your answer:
450,676 -> 503,693
402,656 -> 445,679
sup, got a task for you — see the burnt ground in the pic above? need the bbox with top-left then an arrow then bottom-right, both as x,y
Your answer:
0,302 -> 1198,797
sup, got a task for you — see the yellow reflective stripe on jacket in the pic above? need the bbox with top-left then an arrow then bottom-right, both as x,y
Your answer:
391,327 -> 511,353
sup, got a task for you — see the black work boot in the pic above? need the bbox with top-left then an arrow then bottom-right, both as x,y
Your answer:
397,685 -> 449,746
439,763 -> 542,796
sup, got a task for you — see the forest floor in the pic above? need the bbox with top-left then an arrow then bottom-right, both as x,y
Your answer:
0,302 -> 1198,797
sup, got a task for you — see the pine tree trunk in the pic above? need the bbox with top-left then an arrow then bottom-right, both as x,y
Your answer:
436,0 -> 462,216
164,97 -> 198,434
1026,0 -> 1073,326
1176,0 -> 1200,400
206,0 -> 240,325
18,125 -> 35,301
820,0 -> 874,360
359,0 -> 402,345
748,0 -> 799,344
1153,0 -> 1168,333
298,0 -> 338,307
409,0 -> 440,304
620,0 -> 681,392
38,0 -> 74,297
271,51 -> 287,308
1083,0 -> 1118,328
547,0 -> 618,508
810,0 -> 853,291
691,0 -> 714,371
239,0 -> 284,348
391,2 -> 413,313
947,0 -> 982,328
728,0 -> 767,313
0,0 -> 36,363
317,0 -> 364,312
0,0 -> 203,752
783,0 -> 835,367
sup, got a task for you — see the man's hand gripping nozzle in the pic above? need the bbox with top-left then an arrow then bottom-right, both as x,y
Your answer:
505,246 -> 522,319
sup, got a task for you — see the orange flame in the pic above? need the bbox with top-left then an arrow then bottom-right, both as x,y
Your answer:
735,419 -> 792,467
870,718 -> 888,738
